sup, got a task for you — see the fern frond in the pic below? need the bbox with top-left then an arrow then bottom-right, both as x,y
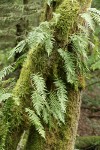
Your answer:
8,40 -> 26,59
31,74 -> 49,118
49,92 -> 65,123
27,21 -> 54,56
54,79 -> 68,113
31,74 -> 47,100
71,34 -> 88,59
89,8 -> 100,24
0,65 -> 14,80
25,108 -> 45,138
0,93 -> 12,103
31,91 -> 44,116
58,48 -> 77,84
80,12 -> 95,31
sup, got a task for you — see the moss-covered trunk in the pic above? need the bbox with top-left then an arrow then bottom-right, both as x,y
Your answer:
4,0 -> 93,150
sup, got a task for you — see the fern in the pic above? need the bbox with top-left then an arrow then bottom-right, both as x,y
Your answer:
25,108 -> 45,138
81,12 -> 95,31
0,65 -> 14,81
71,34 -> 89,73
58,48 -> 77,84
49,92 -> 65,123
8,21 -> 54,59
89,8 -> 100,24
54,78 -> 68,113
31,74 -> 49,118
31,74 -> 47,100
71,34 -> 88,58
0,93 -> 12,103
27,22 -> 54,56
8,40 -> 26,59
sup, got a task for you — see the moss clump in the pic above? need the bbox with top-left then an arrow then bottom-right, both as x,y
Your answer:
13,48 -> 34,100
56,0 -> 80,44
75,136 -> 100,149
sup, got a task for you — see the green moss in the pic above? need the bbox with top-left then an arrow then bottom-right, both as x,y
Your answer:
13,45 -> 45,103
26,127 -> 45,150
56,0 -> 80,44
13,49 -> 34,99
76,136 -> 100,149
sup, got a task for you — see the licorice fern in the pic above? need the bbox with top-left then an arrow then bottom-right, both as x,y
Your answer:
49,91 -> 65,123
58,48 -> 77,85
27,21 -> 54,56
89,8 -> 100,24
54,78 -> 68,113
26,74 -> 68,137
0,65 -> 14,81
25,108 -> 45,138
81,12 -> 95,31
8,21 -> 54,58
71,34 -> 89,73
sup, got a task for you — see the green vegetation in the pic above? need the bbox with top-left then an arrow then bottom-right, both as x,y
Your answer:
0,0 -> 100,149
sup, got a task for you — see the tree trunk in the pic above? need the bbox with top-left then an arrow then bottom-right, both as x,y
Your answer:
5,0 -> 93,150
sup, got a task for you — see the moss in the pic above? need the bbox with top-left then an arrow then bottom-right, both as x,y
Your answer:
13,49 -> 34,97
78,75 -> 86,89
55,0 -> 80,44
75,136 -> 100,149
13,45 -> 46,103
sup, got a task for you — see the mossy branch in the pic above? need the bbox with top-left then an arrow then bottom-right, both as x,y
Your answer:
75,136 -> 100,149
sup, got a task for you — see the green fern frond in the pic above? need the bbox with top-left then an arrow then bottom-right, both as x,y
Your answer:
0,93 -> 12,103
80,12 -> 95,31
49,92 -> 65,123
89,8 -> 100,24
0,65 -> 14,80
31,74 -> 49,118
31,74 -> 47,100
71,34 -> 88,59
58,48 -> 77,84
54,79 -> 68,113
27,22 -> 54,56
45,37 -> 54,56
8,40 -> 26,59
31,91 -> 44,116
25,108 -> 45,138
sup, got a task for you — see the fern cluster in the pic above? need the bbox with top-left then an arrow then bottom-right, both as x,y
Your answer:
0,5 -> 100,141
26,74 -> 68,138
